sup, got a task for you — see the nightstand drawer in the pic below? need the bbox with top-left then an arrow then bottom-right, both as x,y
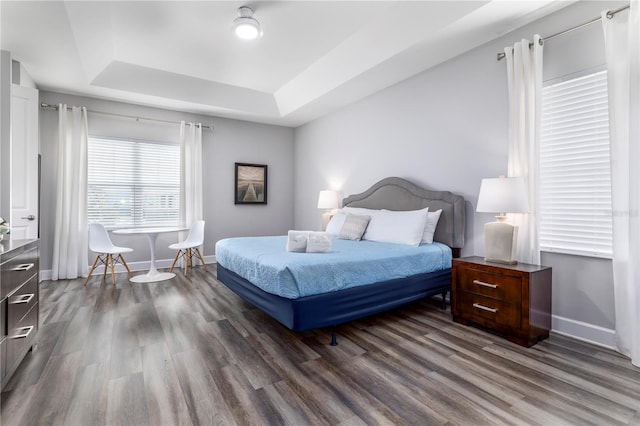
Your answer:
456,291 -> 520,331
458,268 -> 522,302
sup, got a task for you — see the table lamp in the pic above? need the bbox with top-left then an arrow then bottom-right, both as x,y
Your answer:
317,190 -> 339,231
476,176 -> 529,264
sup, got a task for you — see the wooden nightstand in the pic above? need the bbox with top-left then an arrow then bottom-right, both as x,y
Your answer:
451,256 -> 552,347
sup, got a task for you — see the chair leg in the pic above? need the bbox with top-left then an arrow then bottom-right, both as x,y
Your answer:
109,254 -> 116,285
184,249 -> 190,276
84,255 -> 101,286
195,248 -> 207,272
103,255 -> 109,279
119,254 -> 132,276
170,250 -> 181,273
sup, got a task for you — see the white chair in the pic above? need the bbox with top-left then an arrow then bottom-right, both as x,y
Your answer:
169,220 -> 207,276
84,223 -> 133,286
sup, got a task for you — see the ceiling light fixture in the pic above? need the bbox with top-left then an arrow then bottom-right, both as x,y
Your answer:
233,6 -> 262,40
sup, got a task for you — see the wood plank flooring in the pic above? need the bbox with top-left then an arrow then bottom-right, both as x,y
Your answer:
2,266 -> 639,425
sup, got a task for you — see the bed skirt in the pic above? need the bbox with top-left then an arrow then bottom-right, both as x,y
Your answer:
216,264 -> 451,332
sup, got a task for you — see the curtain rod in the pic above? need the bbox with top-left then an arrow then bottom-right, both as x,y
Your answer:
39,102 -> 214,130
496,3 -> 630,61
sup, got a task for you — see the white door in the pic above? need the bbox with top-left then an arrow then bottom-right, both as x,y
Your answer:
10,84 -> 39,239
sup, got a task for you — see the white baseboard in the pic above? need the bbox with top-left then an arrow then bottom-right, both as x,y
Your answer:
40,255 -> 217,281
551,314 -> 616,350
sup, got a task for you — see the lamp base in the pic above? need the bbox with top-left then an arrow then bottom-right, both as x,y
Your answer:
484,221 -> 519,265
321,211 -> 333,231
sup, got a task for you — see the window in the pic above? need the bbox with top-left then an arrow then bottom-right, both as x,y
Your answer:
88,137 -> 180,228
539,70 -> 612,258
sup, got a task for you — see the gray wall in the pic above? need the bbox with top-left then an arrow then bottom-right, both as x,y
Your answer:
293,1 -> 621,339
39,91 -> 295,271
28,1 -> 621,344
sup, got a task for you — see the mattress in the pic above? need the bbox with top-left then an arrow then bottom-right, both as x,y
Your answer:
215,236 -> 452,299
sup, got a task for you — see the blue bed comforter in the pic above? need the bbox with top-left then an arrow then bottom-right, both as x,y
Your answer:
215,236 -> 452,299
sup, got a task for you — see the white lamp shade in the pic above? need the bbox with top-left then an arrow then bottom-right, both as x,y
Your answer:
317,190 -> 339,209
476,177 -> 529,214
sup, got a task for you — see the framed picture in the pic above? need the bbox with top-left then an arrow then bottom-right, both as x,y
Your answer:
235,163 -> 267,204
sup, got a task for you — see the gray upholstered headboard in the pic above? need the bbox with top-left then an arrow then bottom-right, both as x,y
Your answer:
342,177 -> 465,254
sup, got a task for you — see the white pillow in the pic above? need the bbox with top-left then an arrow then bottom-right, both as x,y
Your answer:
421,209 -> 442,244
325,212 -> 347,235
363,208 -> 429,246
342,206 -> 381,217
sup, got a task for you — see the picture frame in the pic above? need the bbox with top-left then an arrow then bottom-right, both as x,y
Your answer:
235,163 -> 268,205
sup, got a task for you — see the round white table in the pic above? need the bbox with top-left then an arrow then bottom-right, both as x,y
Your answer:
113,227 -> 186,283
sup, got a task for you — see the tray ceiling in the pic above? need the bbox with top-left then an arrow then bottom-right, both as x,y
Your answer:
1,1 -> 572,126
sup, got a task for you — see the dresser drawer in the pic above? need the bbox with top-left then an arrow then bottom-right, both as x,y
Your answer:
0,239 -> 39,390
1,298 -> 6,379
0,336 -> 6,379
6,302 -> 38,371
7,275 -> 38,329
1,297 -> 6,337
456,291 -> 521,331
457,267 -> 522,302
1,245 -> 39,298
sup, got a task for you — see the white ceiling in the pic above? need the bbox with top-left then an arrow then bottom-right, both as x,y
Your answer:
1,1 -> 572,127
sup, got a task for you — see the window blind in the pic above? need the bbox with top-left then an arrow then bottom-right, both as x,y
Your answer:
539,70 -> 612,258
88,137 -> 180,228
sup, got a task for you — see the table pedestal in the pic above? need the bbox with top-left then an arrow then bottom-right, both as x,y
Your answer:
129,232 -> 175,283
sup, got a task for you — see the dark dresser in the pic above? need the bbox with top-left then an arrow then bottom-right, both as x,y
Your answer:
1,238 -> 39,390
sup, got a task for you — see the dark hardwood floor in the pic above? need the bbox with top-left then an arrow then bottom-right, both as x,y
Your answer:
2,266 -> 640,425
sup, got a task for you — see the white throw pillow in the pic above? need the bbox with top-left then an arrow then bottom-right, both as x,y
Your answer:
421,209 -> 443,244
325,212 -> 346,235
363,208 -> 429,246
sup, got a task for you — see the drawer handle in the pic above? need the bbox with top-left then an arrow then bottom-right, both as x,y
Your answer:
10,263 -> 35,272
9,293 -> 35,304
473,303 -> 498,313
10,326 -> 34,339
473,279 -> 498,289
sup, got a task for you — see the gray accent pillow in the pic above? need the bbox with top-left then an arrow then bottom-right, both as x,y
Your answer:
338,214 -> 371,241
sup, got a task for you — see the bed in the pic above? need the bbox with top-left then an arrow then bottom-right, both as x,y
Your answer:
215,177 -> 465,344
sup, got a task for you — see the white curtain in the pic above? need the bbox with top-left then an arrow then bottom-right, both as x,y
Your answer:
51,105 -> 89,280
602,3 -> 640,367
179,121 -> 203,227
504,35 -> 543,265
